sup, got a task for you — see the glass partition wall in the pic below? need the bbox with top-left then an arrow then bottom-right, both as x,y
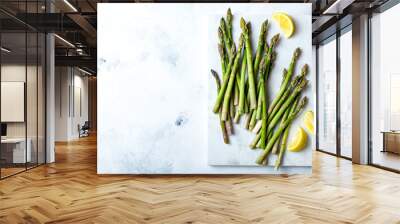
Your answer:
0,3 -> 46,179
316,27 -> 353,159
317,36 -> 337,155
370,3 -> 400,172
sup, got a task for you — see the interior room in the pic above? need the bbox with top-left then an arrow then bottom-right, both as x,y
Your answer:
1,0 -> 400,223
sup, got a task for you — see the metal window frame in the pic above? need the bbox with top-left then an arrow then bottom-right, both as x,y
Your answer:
0,0 -> 47,180
315,23 -> 353,162
367,0 -> 400,173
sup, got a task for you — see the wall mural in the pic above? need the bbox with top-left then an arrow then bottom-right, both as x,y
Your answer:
98,3 -> 314,174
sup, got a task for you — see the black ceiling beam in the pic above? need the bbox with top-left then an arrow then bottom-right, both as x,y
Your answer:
55,55 -> 96,72
14,13 -> 84,32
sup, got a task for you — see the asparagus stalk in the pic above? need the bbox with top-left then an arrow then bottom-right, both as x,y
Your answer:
249,109 -> 257,130
259,79 -> 268,148
268,48 -> 301,114
268,65 -> 309,123
241,18 -> 257,109
221,35 -> 245,121
238,52 -> 248,114
272,101 -> 293,154
255,57 -> 266,120
253,20 -> 268,76
256,97 -> 308,165
255,34 -> 279,120
226,111 -> 234,135
213,45 -> 236,113
230,96 -> 235,119
234,80 -> 239,106
226,8 -> 233,48
245,111 -> 253,130
220,18 -> 233,60
275,97 -> 299,169
217,28 -> 227,76
211,69 -> 229,144
267,78 -> 308,136
250,132 -> 261,149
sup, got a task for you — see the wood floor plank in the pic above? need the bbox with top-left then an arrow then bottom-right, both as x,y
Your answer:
0,135 -> 400,223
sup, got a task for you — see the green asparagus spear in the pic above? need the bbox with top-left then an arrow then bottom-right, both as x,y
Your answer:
211,69 -> 229,144
255,57 -> 267,120
220,18 -> 232,60
256,97 -> 308,165
218,27 -> 227,76
267,78 -> 308,136
221,35 -> 245,121
255,34 -> 279,120
213,45 -> 236,113
275,97 -> 299,169
249,109 -> 257,130
272,98 -> 294,154
253,20 -> 268,76
268,65 -> 308,123
268,48 -> 301,113
238,52 -> 248,114
259,76 -> 268,148
226,8 -> 233,47
241,18 -> 257,109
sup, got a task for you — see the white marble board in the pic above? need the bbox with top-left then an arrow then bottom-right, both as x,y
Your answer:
97,3 -> 313,174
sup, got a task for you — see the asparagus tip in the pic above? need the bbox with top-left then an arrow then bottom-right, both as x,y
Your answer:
301,64 -> 309,75
246,22 -> 251,32
298,96 -> 308,109
210,69 -> 218,77
240,17 -> 246,29
261,21 -> 267,33
271,33 -> 280,45
227,8 -> 232,22
220,17 -> 226,28
293,47 -> 301,59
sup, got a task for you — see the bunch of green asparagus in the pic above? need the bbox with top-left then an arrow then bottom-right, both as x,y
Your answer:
211,9 -> 309,169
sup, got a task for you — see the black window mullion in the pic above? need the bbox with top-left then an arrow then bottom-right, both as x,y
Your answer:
337,35 -> 340,156
24,0 -> 28,171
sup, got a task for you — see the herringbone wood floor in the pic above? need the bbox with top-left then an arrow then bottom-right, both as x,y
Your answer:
1,135 -> 400,224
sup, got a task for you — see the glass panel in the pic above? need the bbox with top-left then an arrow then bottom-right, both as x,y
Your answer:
27,31 -> 38,169
317,38 -> 337,154
371,4 -> 400,171
339,29 -> 352,158
38,32 -> 45,165
1,31 -> 27,177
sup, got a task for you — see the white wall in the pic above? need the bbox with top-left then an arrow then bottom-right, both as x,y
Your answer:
55,67 -> 89,141
1,63 -> 46,164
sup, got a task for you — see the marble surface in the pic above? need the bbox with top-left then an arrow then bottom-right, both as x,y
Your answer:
97,3 -> 312,174
207,9 -> 314,167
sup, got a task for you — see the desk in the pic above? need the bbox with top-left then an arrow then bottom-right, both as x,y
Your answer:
381,131 -> 400,155
1,138 -> 31,163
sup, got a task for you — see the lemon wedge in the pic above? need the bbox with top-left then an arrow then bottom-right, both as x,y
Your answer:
272,12 -> 295,38
303,110 -> 314,134
304,120 -> 314,134
288,127 -> 307,152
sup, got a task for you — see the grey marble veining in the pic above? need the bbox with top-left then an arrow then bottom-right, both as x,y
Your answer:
97,3 -> 313,174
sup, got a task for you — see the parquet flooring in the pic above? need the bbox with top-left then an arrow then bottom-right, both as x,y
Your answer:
1,135 -> 400,223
